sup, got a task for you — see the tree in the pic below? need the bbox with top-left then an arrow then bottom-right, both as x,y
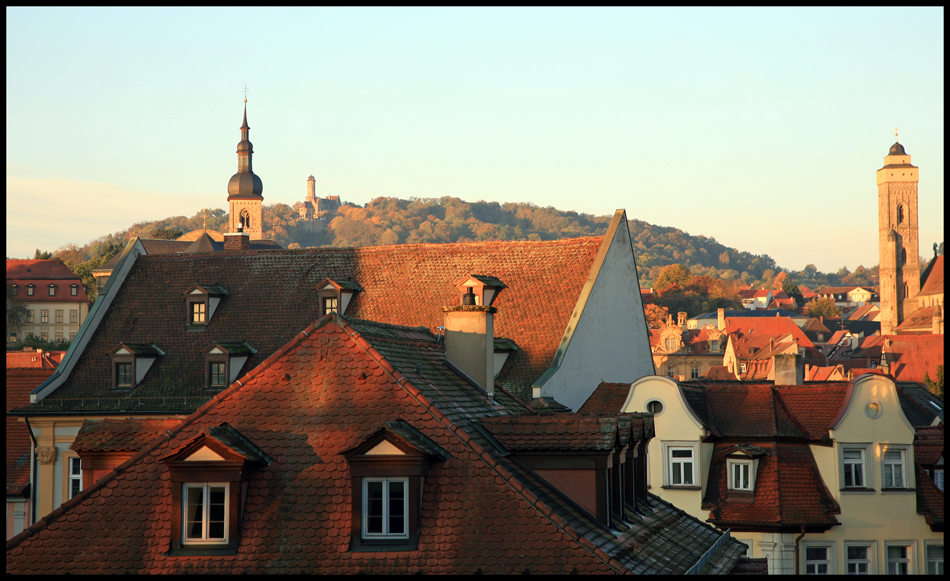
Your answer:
923,365 -> 943,401
643,304 -> 670,329
6,296 -> 29,339
805,297 -> 841,318
654,264 -> 692,293
782,281 -> 804,304
150,227 -> 185,240
771,271 -> 788,290
33,249 -> 53,259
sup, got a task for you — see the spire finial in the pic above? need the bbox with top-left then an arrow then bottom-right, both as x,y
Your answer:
895,127 -> 898,142
243,85 -> 249,103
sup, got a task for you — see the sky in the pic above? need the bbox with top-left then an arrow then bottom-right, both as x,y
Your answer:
6,7 -> 944,273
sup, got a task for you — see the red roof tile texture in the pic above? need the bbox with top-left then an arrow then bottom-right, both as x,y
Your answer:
481,414 -> 622,451
70,419 -> 183,452
918,255 -> 944,297
6,259 -> 89,302
6,350 -> 64,369
913,425 -> 944,467
577,382 -> 632,415
7,368 -> 55,494
857,335 -> 944,385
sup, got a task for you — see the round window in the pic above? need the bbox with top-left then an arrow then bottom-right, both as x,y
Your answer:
865,402 -> 882,419
646,400 -> 664,415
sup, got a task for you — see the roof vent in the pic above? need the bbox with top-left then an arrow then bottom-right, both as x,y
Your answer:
462,287 -> 477,306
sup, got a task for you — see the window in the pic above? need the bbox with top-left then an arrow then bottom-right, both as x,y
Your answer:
9,332 -> 17,343
710,340 -> 719,352
9,284 -> 17,296
817,333 -> 824,341
845,543 -> 872,574
887,544 -> 912,574
209,362 -> 227,388
926,544 -> 943,575
934,468 -> 944,492
116,362 -> 133,388
40,332 -> 48,341
182,483 -> 229,544
728,459 -> 752,491
646,400 -> 664,415
664,337 -> 678,351
191,302 -> 206,324
70,331 -> 76,341
805,545 -> 832,574
690,367 -> 700,379
323,296 -> 338,315
843,449 -> 866,488
27,284 -> 34,296
670,448 -> 694,486
362,477 -> 409,539
897,204 -> 904,224
71,284 -> 78,296
55,331 -> 63,342
27,309 -> 33,323
55,309 -> 63,323
883,449 -> 906,488
68,457 -> 83,499
48,284 -> 56,296
740,362 -> 747,373
70,309 -> 78,324
41,309 -> 49,323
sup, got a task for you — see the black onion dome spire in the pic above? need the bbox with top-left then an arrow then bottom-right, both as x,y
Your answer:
227,100 -> 264,199
888,142 -> 907,156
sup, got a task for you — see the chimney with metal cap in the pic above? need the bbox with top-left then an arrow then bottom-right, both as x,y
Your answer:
442,276 -> 506,399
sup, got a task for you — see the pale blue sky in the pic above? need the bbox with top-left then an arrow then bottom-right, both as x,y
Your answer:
6,7 -> 944,272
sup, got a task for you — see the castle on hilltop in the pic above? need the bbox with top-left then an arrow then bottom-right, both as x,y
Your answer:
297,175 -> 342,233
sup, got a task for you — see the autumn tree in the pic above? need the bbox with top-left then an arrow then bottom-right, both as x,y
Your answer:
805,297 -> 841,318
923,365 -> 943,401
644,304 -> 670,329
653,264 -> 692,293
149,227 -> 184,240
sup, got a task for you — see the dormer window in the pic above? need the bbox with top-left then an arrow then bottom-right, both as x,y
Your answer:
315,279 -> 362,317
728,459 -> 753,491
710,340 -> 719,352
723,444 -> 766,495
664,337 -> 678,352
71,284 -> 78,296
184,284 -> 228,330
108,343 -> 164,390
201,342 -> 256,390
48,284 -> 56,296
162,423 -> 272,555
27,284 -> 34,296
343,419 -> 450,552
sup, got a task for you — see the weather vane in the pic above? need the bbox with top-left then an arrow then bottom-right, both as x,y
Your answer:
895,127 -> 898,142
243,85 -> 249,103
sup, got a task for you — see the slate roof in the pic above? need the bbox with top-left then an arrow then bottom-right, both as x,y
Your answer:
702,441 -> 841,531
5,314 -> 756,574
6,368 -> 54,496
18,237 -> 604,415
69,418 -> 183,452
577,382 -> 632,415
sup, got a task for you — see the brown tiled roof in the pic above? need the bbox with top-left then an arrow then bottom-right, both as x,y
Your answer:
70,418 -> 182,452
703,441 -> 841,530
914,425 -> 943,466
918,255 -> 944,297
6,368 -> 54,495
915,462 -> 944,532
480,414 -> 622,451
702,366 -> 735,380
6,350 -> 64,369
701,386 -> 808,439
894,306 -> 939,333
6,314 -> 746,574
577,382 -> 631,415
18,237 -> 603,413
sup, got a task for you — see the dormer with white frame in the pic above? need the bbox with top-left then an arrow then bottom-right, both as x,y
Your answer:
315,278 -> 363,316
200,342 -> 257,390
107,342 -> 165,390
184,284 -> 228,330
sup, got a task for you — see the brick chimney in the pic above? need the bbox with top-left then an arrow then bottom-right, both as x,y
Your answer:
442,276 -> 506,399
224,231 -> 250,251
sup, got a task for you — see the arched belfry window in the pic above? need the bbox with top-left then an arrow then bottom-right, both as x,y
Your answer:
240,209 -> 250,229
897,205 -> 904,224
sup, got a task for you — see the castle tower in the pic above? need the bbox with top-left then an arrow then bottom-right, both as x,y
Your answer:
227,100 -> 264,240
306,174 -> 316,204
877,134 -> 920,334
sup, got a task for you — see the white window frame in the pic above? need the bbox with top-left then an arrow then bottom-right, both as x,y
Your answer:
740,362 -> 747,373
662,442 -> 699,488
690,366 -> 700,379
182,482 -> 230,545
884,541 -> 916,575
362,477 -> 410,540
924,541 -> 943,575
728,459 -> 753,491
839,443 -> 873,491
664,337 -> 678,352
70,309 -> 78,324
880,445 -> 910,489
844,541 -> 876,575
67,456 -> 83,500
802,541 -> 835,575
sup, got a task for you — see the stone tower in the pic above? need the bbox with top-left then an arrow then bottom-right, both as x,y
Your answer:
227,101 -> 264,240
877,137 -> 920,334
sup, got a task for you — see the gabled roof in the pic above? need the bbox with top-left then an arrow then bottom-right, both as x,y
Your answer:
703,441 -> 841,531
724,317 -> 814,348
6,350 -> 64,369
915,462 -> 944,532
845,335 -> 944,385
17,237 -> 605,414
5,313 -> 752,575
6,258 -> 90,303
918,255 -> 944,297
894,306 -> 939,333
6,259 -> 83,280
7,368 -> 55,496
699,386 -> 809,439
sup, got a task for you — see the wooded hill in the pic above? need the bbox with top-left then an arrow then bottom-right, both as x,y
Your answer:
46,196 -> 905,303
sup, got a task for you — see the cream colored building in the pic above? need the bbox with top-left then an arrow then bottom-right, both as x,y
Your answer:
621,374 -> 944,575
7,259 -> 90,344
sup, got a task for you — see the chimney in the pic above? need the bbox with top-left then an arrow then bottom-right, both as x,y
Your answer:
677,311 -> 687,328
224,229 -> 251,251
442,276 -> 506,399
773,352 -> 804,385
717,308 -> 726,330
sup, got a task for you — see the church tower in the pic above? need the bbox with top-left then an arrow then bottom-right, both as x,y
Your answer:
227,100 -> 264,240
877,133 -> 920,334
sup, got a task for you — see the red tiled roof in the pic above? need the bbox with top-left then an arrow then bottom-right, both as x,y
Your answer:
481,414 -> 620,451
914,425 -> 944,467
753,290 -> 771,298
701,386 -> 808,439
894,306 -> 939,333
918,255 -> 944,297
702,441 -> 840,530
915,462 -> 944,531
6,259 -> 89,303
773,385 -> 848,441
577,382 -> 632,415
804,365 -> 846,382
6,350 -> 64,369
5,314 -> 744,574
724,317 -> 814,348
702,366 -> 734,380
853,335 -> 944,385
7,368 -> 55,495
70,419 -> 183,452
19,237 -> 603,410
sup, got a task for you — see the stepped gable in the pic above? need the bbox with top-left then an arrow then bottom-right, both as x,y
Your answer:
702,441 -> 841,531
576,382 -> 632,415
7,368 -> 55,496
6,314 -> 756,574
